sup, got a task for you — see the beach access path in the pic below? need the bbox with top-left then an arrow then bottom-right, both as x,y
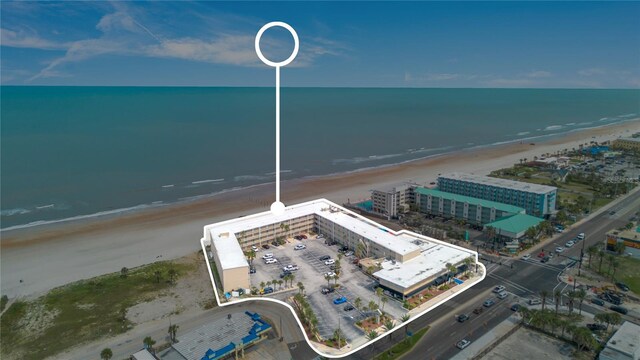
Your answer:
2,121 -> 640,299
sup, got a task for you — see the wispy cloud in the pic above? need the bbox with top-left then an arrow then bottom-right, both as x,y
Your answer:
526,70 -> 552,78
0,28 -> 67,50
578,68 -> 606,76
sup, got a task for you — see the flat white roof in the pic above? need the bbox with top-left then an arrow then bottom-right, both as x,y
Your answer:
205,199 -> 475,291
439,172 -> 557,194
602,321 -> 640,359
373,234 -> 471,289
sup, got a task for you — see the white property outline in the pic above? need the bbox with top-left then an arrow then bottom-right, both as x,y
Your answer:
254,21 -> 300,216
200,198 -> 486,358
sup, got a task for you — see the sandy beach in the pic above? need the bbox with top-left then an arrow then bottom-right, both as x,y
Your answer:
2,120 -> 640,299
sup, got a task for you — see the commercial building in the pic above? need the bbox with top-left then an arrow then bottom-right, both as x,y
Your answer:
483,213 -> 545,241
612,137 -> 640,152
371,182 -> 416,218
606,225 -> 640,258
437,173 -> 557,217
157,311 -> 272,360
598,321 -> 640,360
414,187 -> 526,225
202,199 -> 477,299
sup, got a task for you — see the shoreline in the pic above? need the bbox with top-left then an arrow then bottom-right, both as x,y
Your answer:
2,120 -> 640,298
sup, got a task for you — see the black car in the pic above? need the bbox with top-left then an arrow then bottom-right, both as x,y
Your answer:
325,240 -> 337,246
280,271 -> 292,278
262,244 -> 270,250
587,323 -> 607,332
541,256 -> 550,263
601,292 -> 623,305
610,306 -> 628,315
615,282 -> 630,292
249,266 -> 256,274
344,305 -> 355,311
590,298 -> 605,306
510,304 -> 521,311
339,246 -> 349,252
319,255 -> 331,261
321,287 -> 335,295
457,314 -> 469,322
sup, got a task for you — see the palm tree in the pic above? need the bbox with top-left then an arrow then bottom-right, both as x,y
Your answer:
463,257 -> 474,276
297,282 -> 305,295
518,307 -> 530,324
383,320 -> 395,340
120,267 -> 129,278
606,254 -> 615,275
333,328 -> 345,348
325,274 -> 332,288
446,263 -> 458,283
566,291 -> 576,313
247,249 -> 256,264
277,279 -> 284,290
594,312 -> 609,330
168,324 -> 179,343
375,287 -> 383,307
354,297 -> 362,311
554,289 -> 562,315
572,327 -> 595,351
610,259 -> 620,281
260,281 -> 265,289
143,336 -> 156,353
597,249 -> 605,273
266,281 -> 272,289
333,273 -> 340,286
575,289 -> 587,315
400,314 -> 411,337
608,312 -> 622,330
539,290 -> 549,311
587,246 -> 598,268
369,300 -> 380,323
100,348 -> 113,360
381,297 -> 388,313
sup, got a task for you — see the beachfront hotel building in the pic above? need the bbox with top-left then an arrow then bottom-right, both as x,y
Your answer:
202,199 -> 477,298
371,182 -> 417,218
612,137 -> 640,152
437,173 -> 557,217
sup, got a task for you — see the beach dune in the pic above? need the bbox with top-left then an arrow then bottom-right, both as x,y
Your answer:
1,120 -> 639,299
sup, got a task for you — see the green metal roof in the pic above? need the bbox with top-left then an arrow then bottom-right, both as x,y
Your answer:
415,187 -> 525,214
485,213 -> 544,234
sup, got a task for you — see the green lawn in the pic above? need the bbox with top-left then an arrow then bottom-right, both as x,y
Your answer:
612,256 -> 640,294
0,260 -> 194,360
374,327 -> 429,360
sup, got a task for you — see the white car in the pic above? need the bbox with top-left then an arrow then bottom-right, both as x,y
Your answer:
264,258 -> 278,264
565,241 -> 575,248
555,247 -> 564,253
324,271 -> 336,278
283,264 -> 299,271
324,259 -> 335,265
456,339 -> 471,350
262,253 -> 274,259
344,251 -> 354,257
521,254 -> 531,260
497,291 -> 508,299
577,232 -> 585,240
492,285 -> 506,293
251,245 -> 258,252
294,244 -> 306,250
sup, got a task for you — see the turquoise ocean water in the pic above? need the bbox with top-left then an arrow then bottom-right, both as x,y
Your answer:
1,87 -> 639,229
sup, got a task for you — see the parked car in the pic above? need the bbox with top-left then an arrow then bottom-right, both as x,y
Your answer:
511,304 -> 521,311
263,287 -> 274,294
294,244 -> 306,250
249,266 -> 256,274
591,298 -> 605,306
615,282 -> 630,292
280,271 -> 292,278
610,306 -> 628,315
326,240 -> 337,246
521,254 -> 531,260
483,299 -> 495,307
492,285 -> 506,293
294,235 -> 303,240
456,339 -> 471,350
497,291 -> 508,300
325,259 -> 335,265
555,247 -> 564,253
601,292 -> 623,305
344,305 -> 355,311
262,244 -> 270,250
339,246 -> 349,252
529,298 -> 542,305
324,271 -> 337,278
457,314 -> 469,322
264,258 -> 278,264
587,323 -> 607,332
473,307 -> 483,314
283,264 -> 299,272
565,241 -> 575,248
321,287 -> 335,295
251,245 -> 259,252
333,297 -> 347,305
344,251 -> 354,257
262,253 -> 274,259
541,256 -> 550,263
577,233 -> 585,240
319,255 -> 331,261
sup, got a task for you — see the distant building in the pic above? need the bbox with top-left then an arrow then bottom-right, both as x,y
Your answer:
156,311 -> 272,360
437,173 -> 557,217
598,321 -> 640,360
484,213 -> 545,241
613,137 -> 640,152
371,182 -> 417,218
606,225 -> 640,258
414,187 -> 526,225
131,349 -> 157,360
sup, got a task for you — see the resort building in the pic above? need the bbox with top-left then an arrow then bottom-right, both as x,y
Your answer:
414,187 -> 526,225
202,199 -> 477,299
612,137 -> 640,152
606,225 -> 640,258
371,182 -> 417,218
598,321 -> 640,360
156,311 -> 272,360
483,213 -> 545,241
437,173 -> 557,217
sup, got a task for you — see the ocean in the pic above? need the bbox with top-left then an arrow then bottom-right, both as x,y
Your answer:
1,87 -> 639,230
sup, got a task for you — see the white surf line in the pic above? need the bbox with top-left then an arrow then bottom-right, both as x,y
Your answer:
191,178 -> 224,184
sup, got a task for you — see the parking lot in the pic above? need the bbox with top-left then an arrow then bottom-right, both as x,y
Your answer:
249,233 -> 408,341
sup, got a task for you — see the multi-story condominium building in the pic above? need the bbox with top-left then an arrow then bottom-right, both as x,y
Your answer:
202,199 -> 477,298
437,173 -> 557,217
371,182 -> 417,218
414,187 -> 526,225
612,137 -> 640,151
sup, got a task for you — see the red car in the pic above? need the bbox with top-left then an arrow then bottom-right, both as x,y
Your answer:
537,252 -> 545,258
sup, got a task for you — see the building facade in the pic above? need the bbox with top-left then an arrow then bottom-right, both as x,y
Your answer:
437,173 -> 557,217
371,183 -> 416,218
612,137 -> 640,152
606,226 -> 640,258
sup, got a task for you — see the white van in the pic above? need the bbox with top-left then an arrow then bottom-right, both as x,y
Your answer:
577,233 -> 585,240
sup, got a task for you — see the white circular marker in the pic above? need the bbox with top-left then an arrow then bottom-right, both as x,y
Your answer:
270,201 -> 285,216
255,21 -> 299,68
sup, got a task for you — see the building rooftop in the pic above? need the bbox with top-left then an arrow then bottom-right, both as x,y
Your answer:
415,187 -> 525,214
373,234 -> 471,289
172,311 -> 271,360
438,172 -> 557,194
484,214 -> 544,235
607,225 -> 640,242
372,181 -> 417,194
131,349 -> 157,360
210,231 -> 249,270
599,321 -> 640,360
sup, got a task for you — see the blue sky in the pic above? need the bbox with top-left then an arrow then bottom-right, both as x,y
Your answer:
1,1 -> 639,88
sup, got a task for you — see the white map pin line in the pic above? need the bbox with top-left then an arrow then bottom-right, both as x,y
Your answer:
255,22 -> 299,216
